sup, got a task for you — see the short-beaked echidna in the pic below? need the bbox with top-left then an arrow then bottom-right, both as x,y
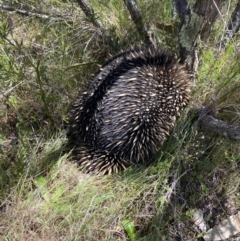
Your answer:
68,48 -> 192,174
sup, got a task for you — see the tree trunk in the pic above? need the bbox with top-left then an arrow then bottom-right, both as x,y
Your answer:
177,0 -> 223,69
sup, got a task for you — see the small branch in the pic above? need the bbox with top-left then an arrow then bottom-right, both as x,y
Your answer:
76,0 -> 105,31
123,0 -> 155,47
197,107 -> 240,140
164,171 -> 178,203
0,4 -> 73,23
0,81 -> 24,100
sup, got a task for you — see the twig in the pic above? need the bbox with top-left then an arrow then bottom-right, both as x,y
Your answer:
164,170 -> 190,202
0,81 -> 24,100
123,0 -> 155,47
76,0 -> 105,31
197,107 -> 240,140
0,4 -> 73,23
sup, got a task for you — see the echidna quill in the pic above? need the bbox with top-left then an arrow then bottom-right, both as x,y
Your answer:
68,48 -> 192,174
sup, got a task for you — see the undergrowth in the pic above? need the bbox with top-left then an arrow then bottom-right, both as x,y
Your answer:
0,0 -> 239,240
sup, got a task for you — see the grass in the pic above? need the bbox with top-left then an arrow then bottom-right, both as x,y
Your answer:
0,0 -> 240,240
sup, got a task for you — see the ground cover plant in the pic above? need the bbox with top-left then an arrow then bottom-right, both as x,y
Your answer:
0,0 -> 239,240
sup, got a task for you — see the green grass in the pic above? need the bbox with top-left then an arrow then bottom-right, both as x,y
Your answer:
0,0 -> 240,240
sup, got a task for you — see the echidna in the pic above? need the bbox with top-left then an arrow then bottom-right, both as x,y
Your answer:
68,48 -> 192,174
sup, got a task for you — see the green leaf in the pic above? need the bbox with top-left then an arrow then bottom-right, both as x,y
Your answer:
122,219 -> 136,241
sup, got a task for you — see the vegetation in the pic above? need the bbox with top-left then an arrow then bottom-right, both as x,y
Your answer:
0,0 -> 239,240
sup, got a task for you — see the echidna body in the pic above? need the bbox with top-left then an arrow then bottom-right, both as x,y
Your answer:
68,48 -> 191,174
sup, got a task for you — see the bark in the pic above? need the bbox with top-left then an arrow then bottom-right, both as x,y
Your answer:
177,0 -> 222,69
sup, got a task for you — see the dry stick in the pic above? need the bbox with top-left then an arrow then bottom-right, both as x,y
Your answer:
76,0 -> 105,31
123,0 -> 155,47
0,4 -> 72,23
201,115 -> 240,140
197,107 -> 240,140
